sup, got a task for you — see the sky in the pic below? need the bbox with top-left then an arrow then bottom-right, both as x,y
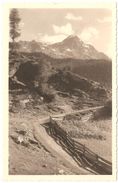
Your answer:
17,8 -> 112,57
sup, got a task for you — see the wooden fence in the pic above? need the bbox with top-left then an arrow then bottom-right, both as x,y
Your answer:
42,119 -> 112,175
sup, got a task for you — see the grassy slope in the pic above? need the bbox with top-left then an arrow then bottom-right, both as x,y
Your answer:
59,112 -> 112,161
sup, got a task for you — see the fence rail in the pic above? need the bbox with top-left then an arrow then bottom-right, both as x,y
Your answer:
43,119 -> 112,175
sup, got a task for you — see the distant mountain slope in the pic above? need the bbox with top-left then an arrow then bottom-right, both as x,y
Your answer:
49,58 -> 112,88
49,70 -> 108,101
10,56 -> 108,102
72,60 -> 112,88
9,52 -> 112,88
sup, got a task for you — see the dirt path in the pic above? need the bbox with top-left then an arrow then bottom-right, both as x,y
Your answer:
33,106 -> 103,174
33,123 -> 92,174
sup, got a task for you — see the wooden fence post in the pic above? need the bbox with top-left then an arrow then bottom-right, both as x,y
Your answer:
83,145 -> 86,155
50,116 -> 52,123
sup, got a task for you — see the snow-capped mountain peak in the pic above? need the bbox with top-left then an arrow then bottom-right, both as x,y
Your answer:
17,35 -> 110,60
44,35 -> 109,60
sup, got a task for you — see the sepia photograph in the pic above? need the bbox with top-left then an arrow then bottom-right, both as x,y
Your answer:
7,3 -> 116,178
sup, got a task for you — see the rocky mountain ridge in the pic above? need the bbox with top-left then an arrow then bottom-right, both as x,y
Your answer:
11,35 -> 110,60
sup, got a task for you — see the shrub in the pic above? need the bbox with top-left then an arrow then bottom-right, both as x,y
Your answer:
92,100 -> 112,120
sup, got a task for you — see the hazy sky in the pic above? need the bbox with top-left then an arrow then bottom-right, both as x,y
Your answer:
17,8 -> 112,57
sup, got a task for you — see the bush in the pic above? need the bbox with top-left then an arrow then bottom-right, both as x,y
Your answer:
92,100 -> 112,120
37,83 -> 55,102
43,92 -> 55,103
